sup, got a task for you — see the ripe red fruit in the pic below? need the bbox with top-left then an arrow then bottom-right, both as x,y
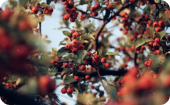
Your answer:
65,8 -> 71,13
107,5 -> 113,10
100,33 -> 104,38
74,76 -> 80,82
1,8 -> 13,21
101,57 -> 107,63
19,20 -> 31,31
91,85 -> 95,89
72,39 -> 79,47
122,63 -> 127,67
14,84 -> 18,88
11,45 -> 31,59
80,65 -> 86,71
148,58 -> 152,63
67,88 -> 73,94
147,62 -> 152,67
72,47 -> 78,54
78,44 -> 84,50
50,59 -> 55,64
48,7 -> 53,13
94,4 -> 100,10
87,52 -> 92,58
90,7 -> 95,12
70,17 -> 75,22
71,8 -> 76,13
155,27 -> 163,32
63,14 -> 70,20
69,62 -> 74,67
94,55 -> 99,60
144,61 -> 148,66
61,88 -> 67,94
92,12 -> 98,17
154,50 -> 160,55
0,35 -> 12,50
162,74 -> 170,88
92,60 -> 98,65
85,75 -> 90,80
65,43 -> 72,49
104,63 -> 110,68
130,36 -> 134,41
63,63 -> 69,68
5,83 -> 10,87
38,75 -> 56,97
155,38 -> 160,43
158,20 -> 164,27
153,21 -> 158,27
32,6 -> 38,14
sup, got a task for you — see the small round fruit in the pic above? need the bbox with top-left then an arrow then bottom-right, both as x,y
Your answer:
44,35 -> 48,38
91,85 -> 95,89
101,57 -> 107,63
65,43 -> 72,49
85,75 -> 90,80
74,76 -> 80,82
63,63 -> 69,68
72,39 -> 79,47
94,55 -> 99,60
72,47 -> 78,54
32,6 -> 38,14
92,60 -> 98,65
104,63 -> 110,68
80,65 -> 86,71
107,5 -> 113,10
48,7 -> 53,13
67,88 -> 73,94
61,88 -> 67,94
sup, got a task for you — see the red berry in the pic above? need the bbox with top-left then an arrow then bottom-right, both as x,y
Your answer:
5,83 -> 10,87
155,38 -> 160,43
72,47 -> 78,54
67,88 -> 73,94
74,76 -> 80,82
158,20 -> 164,27
14,84 -> 18,88
91,85 -> 95,89
71,8 -> 76,13
72,39 -> 79,47
19,20 -> 31,31
90,7 -> 95,12
130,36 -> 134,41
144,61 -> 148,66
85,75 -> 90,80
101,57 -> 107,63
48,7 -> 53,13
155,27 -> 163,32
147,62 -> 152,67
65,43 -> 72,49
87,52 -> 92,58
78,44 -> 84,50
92,60 -> 98,65
80,65 -> 86,71
104,63 -> 110,68
69,62 -> 74,67
100,33 -> 104,38
32,6 -> 38,14
61,88 -> 67,94
64,14 -> 70,20
153,21 -> 158,27
107,5 -> 113,10
63,63 -> 69,68
94,55 -> 99,60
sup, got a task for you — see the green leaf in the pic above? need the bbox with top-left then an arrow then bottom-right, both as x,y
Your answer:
50,4 -> 55,8
74,4 -> 79,7
79,0 -> 91,5
73,65 -> 77,76
77,50 -> 87,62
75,19 -> 81,28
62,31 -> 71,36
106,52 -> 119,56
101,77 -> 109,85
48,67 -> 58,76
58,27 -> 70,30
61,68 -> 69,76
158,30 -> 166,39
64,76 -> 76,84
147,27 -> 155,37
98,49 -> 102,57
47,0 -> 52,5
43,40 -> 51,44
84,43 -> 92,50
106,85 -> 117,100
19,0 -> 28,6
33,0 -> 38,5
52,47 -> 58,52
57,47 -> 69,57
135,38 -> 151,48
143,5 -> 151,14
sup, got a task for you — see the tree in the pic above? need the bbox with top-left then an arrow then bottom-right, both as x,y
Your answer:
0,0 -> 170,105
